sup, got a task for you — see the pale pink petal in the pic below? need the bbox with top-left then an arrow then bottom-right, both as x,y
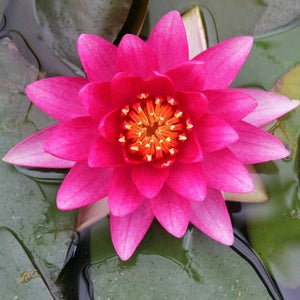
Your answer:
109,167 -> 144,216
3,125 -> 75,168
190,189 -> 233,245
228,121 -> 289,164
57,161 -> 112,210
147,11 -> 189,72
77,34 -> 117,82
142,72 -> 175,96
235,88 -> 300,127
148,185 -> 189,238
194,36 -> 253,89
88,137 -> 125,167
167,162 -> 207,201
131,164 -> 169,198
194,114 -> 239,152
116,34 -> 159,79
202,148 -> 254,193
26,77 -> 88,122
79,81 -> 114,121
98,109 -> 121,143
166,61 -> 206,92
204,89 -> 257,123
111,72 -> 143,107
111,201 -> 154,261
44,117 -> 98,160
177,131 -> 203,163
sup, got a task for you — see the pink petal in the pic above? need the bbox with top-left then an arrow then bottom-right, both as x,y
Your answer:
109,167 -> 145,216
177,131 -> 203,163
57,161 -> 112,210
190,188 -> 233,245
204,89 -> 257,123
79,81 -> 114,121
26,77 -> 88,122
167,162 -> 207,201
194,114 -> 239,152
142,72 -> 175,96
44,117 -> 98,160
166,61 -> 206,92
116,34 -> 159,79
77,34 -> 117,82
88,137 -> 125,167
235,88 -> 300,127
148,185 -> 190,238
147,11 -> 189,72
194,36 -> 253,89
111,201 -> 154,261
131,164 -> 169,198
175,91 -> 208,121
111,72 -> 143,107
98,109 -> 121,143
202,148 -> 254,193
228,121 -> 289,164
2,125 -> 75,168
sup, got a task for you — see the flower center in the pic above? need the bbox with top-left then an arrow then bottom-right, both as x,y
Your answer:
119,93 -> 193,166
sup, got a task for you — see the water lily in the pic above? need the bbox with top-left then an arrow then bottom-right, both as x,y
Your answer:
3,11 -> 298,260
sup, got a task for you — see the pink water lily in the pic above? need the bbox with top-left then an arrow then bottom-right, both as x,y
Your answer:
3,11 -> 298,260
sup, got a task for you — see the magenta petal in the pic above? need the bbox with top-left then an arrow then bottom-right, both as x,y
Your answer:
202,148 -> 254,193
57,161 -> 112,210
142,72 -> 175,96
131,164 -> 169,198
44,117 -> 98,160
166,61 -> 206,92
229,121 -> 289,164
116,34 -> 159,79
177,132 -> 203,163
194,114 -> 239,152
109,167 -> 145,216
194,36 -> 253,89
204,89 -> 257,123
147,11 -> 189,72
190,189 -> 233,245
111,201 -> 154,261
167,162 -> 207,201
149,185 -> 189,238
235,88 -> 300,127
3,125 -> 75,168
88,137 -> 125,167
111,72 -> 143,107
79,82 -> 114,121
26,77 -> 88,122
98,109 -> 121,142
77,34 -> 117,82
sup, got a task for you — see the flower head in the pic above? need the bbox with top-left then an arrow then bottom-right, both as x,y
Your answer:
3,11 -> 298,260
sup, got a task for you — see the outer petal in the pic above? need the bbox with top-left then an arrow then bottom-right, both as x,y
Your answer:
111,201 -> 154,261
190,189 -> 233,245
194,36 -> 253,89
109,167 -> 144,216
57,161 -> 112,210
77,34 -> 117,82
204,89 -> 257,123
26,77 -> 89,122
147,11 -> 189,72
79,82 -> 114,121
98,109 -> 121,143
235,88 -> 300,127
202,148 -> 254,193
3,126 -> 74,168
166,61 -> 206,92
116,34 -> 159,79
131,164 -> 169,198
167,162 -> 207,201
148,185 -> 189,238
44,117 -> 98,160
88,137 -> 125,167
194,114 -> 239,152
228,121 -> 289,164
